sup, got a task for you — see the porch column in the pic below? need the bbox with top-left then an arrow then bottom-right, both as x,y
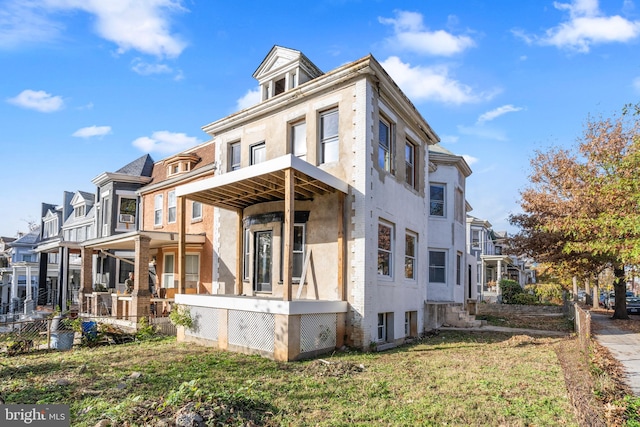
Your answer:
283,168 -> 294,301
10,266 -> 18,313
61,247 -> 69,312
24,265 -> 34,314
79,245 -> 93,313
235,208 -> 243,295
130,235 -> 151,320
178,196 -> 186,294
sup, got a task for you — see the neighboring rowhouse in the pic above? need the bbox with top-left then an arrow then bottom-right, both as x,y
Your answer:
173,46 -> 475,360
78,144 -> 216,321
0,227 -> 41,315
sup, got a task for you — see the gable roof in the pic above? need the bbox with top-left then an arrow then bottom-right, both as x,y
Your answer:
252,45 -> 323,82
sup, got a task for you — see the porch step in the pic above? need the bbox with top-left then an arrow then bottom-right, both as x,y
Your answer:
444,304 -> 483,328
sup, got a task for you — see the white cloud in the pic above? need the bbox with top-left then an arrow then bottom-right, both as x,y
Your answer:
514,0 -> 640,52
7,89 -> 64,112
379,10 -> 475,56
236,87 -> 261,111
476,105 -> 523,124
0,1 -> 64,49
457,125 -> 508,141
132,130 -> 203,154
462,154 -> 479,166
2,0 -> 187,57
380,56 -> 494,105
72,125 -> 112,138
131,59 -> 173,75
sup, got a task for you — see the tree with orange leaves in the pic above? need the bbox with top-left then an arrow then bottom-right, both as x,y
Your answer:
510,107 -> 640,320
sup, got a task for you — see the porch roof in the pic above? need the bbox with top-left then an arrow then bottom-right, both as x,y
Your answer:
81,230 -> 206,251
175,154 -> 349,210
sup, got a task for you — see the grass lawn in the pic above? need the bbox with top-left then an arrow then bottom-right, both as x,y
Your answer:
0,330 -> 578,426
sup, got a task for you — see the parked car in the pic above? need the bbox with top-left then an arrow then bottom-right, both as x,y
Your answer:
606,291 -> 635,310
627,297 -> 640,314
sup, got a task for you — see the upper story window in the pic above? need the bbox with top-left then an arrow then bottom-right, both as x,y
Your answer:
154,194 -> 163,226
118,197 -> 137,226
167,191 -> 177,223
430,184 -> 445,217
291,121 -> 307,161
230,142 -> 241,171
274,77 -> 286,96
456,252 -> 462,285
191,201 -> 202,221
455,188 -> 464,224
320,109 -> 339,164
405,140 -> 416,188
378,118 -> 393,173
74,205 -> 85,217
472,230 -> 481,249
43,217 -> 58,239
250,142 -> 266,165
377,220 -> 394,278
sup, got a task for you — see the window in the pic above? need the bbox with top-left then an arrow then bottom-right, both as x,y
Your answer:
185,254 -> 200,289
291,121 -> 307,160
378,221 -> 393,277
274,77 -> 286,96
230,142 -> 241,171
118,258 -> 134,284
456,252 -> 462,285
320,109 -> 339,164
163,253 -> 175,288
405,141 -> 416,188
75,205 -> 85,217
167,191 -> 176,223
378,118 -> 392,173
243,228 -> 250,280
191,201 -> 202,221
472,230 -> 481,249
43,217 -> 58,239
250,142 -> 266,165
377,312 -> 393,342
118,197 -> 137,226
293,224 -> 305,280
154,194 -> 163,226
405,232 -> 417,280
430,184 -> 445,217
429,251 -> 446,283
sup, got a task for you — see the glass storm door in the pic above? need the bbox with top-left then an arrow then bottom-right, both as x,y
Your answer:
254,230 -> 272,292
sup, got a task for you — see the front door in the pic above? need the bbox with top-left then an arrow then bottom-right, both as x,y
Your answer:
254,230 -> 272,292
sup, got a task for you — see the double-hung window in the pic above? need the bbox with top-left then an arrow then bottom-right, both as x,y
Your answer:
456,252 -> 462,285
154,194 -> 163,226
378,221 -> 393,278
230,142 -> 241,171
250,142 -> 266,165
430,184 -> 445,217
293,224 -> 305,280
429,250 -> 446,283
191,201 -> 202,221
378,118 -> 392,173
320,109 -> 339,164
405,141 -> 416,188
405,232 -> 417,280
291,121 -> 307,160
167,190 -> 176,223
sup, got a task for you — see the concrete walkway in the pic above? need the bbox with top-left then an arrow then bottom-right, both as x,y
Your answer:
591,312 -> 640,396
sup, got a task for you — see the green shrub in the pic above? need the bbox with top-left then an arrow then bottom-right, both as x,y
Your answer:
500,279 -> 523,304
512,293 -> 539,305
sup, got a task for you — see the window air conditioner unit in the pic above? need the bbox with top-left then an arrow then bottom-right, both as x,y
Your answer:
119,214 -> 135,223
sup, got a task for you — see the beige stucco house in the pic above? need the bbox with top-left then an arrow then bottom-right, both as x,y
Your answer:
172,45 -> 456,360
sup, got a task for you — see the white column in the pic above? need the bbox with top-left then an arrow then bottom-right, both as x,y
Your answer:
24,265 -> 34,314
10,266 -> 18,313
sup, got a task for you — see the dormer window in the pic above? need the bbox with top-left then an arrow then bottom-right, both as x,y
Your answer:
274,77 -> 286,96
164,153 -> 200,177
75,205 -> 86,217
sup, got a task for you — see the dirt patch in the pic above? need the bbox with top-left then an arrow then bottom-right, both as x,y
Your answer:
302,359 -> 366,378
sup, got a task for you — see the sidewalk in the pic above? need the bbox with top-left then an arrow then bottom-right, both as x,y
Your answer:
591,312 -> 640,396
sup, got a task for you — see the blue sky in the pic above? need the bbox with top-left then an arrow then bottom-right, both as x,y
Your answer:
1,0 -> 639,237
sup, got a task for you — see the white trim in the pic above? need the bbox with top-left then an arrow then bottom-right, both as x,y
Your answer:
175,293 -> 348,315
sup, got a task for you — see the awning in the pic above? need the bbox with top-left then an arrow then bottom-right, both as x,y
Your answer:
176,154 -> 349,210
82,230 -> 206,251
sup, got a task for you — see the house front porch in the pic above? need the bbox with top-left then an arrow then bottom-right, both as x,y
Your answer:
175,293 -> 347,361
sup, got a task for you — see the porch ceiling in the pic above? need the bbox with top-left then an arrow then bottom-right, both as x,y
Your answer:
175,155 -> 349,210
82,230 -> 206,251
